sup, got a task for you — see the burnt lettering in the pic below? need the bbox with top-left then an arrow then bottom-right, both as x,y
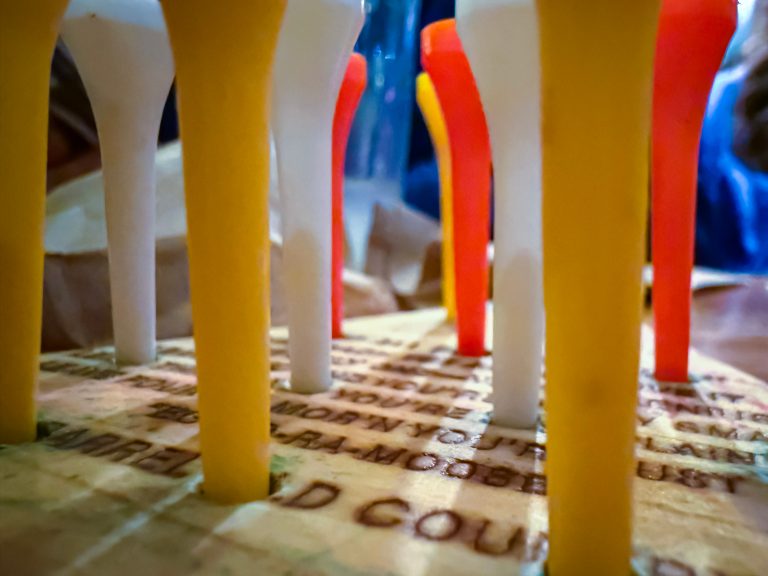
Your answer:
282,481 -> 340,509
384,379 -> 419,392
301,407 -> 334,420
76,433 -> 123,454
147,402 -> 198,424
316,436 -> 348,454
437,429 -> 468,445
408,423 -> 440,439
357,444 -> 406,466
522,474 -> 547,495
378,396 -> 410,409
45,428 -> 90,449
271,400 -> 308,416
473,522 -> 526,556
152,361 -> 196,375
405,453 -> 442,472
335,389 -> 379,405
43,425 -> 197,479
133,448 -> 199,477
356,498 -> 410,528
482,466 -> 516,489
415,510 -> 463,541
329,410 -> 360,425
331,370 -> 367,384
119,374 -> 197,397
94,439 -> 153,462
445,407 -> 472,420
472,434 -> 503,451
445,459 -> 476,480
39,360 -> 123,380
284,430 -> 323,450
366,416 -> 404,433
414,403 -> 446,417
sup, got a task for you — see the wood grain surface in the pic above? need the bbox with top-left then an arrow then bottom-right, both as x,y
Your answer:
1,309 -> 766,575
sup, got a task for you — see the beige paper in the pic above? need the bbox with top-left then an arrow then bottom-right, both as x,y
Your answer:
42,142 -> 397,351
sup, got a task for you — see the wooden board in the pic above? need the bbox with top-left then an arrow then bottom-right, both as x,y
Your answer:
1,309 -> 767,575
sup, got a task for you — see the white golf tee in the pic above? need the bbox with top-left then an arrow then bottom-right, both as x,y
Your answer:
272,0 -> 364,394
457,0 -> 544,428
61,0 -> 175,365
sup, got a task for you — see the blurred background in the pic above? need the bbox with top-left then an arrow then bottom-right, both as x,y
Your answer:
42,0 -> 768,364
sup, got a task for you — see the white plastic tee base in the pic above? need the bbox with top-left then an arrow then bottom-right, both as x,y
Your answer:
457,0 -> 543,429
272,0 -> 364,394
61,0 -> 175,365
